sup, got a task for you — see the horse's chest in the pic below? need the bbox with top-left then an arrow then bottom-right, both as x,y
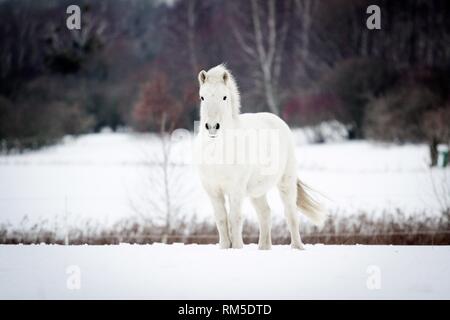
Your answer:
199,164 -> 249,191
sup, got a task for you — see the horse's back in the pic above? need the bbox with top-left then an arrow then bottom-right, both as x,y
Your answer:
239,112 -> 294,149
239,112 -> 290,131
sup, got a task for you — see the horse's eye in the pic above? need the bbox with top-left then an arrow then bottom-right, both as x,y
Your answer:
205,123 -> 209,130
201,96 -> 204,101
215,123 -> 220,130
223,96 -> 227,101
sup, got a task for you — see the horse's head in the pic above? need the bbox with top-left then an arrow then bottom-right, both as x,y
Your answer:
198,65 -> 240,138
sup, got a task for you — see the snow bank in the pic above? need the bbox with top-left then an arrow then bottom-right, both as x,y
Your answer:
0,244 -> 449,299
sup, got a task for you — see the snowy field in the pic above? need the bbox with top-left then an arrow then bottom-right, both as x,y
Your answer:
0,131 -> 448,227
1,133 -> 449,299
0,244 -> 449,299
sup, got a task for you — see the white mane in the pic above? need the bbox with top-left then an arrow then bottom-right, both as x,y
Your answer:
205,64 -> 241,118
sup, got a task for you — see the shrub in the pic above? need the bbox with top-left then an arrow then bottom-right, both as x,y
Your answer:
282,93 -> 342,127
0,95 -> 14,140
322,58 -> 396,138
0,77 -> 95,151
422,102 -> 450,166
364,86 -> 442,143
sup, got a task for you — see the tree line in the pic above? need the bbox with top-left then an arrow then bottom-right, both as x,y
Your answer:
0,0 -> 449,163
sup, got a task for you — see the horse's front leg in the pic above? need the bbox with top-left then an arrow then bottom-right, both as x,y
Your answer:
208,193 -> 231,249
229,193 -> 244,249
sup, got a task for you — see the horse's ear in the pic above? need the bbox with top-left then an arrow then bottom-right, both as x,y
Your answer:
223,71 -> 229,84
198,70 -> 207,85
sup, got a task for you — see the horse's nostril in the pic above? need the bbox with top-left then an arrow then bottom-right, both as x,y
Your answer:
215,123 -> 220,130
205,123 -> 209,130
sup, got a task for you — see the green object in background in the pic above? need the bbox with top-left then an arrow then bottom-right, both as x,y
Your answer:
437,144 -> 449,167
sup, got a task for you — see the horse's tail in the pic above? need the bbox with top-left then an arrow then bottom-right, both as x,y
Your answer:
296,179 -> 327,227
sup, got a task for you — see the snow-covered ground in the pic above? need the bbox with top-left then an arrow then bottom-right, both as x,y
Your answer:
1,134 -> 448,299
0,131 -> 448,227
0,244 -> 449,299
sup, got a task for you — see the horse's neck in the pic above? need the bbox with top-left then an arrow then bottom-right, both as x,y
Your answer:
225,116 -> 240,129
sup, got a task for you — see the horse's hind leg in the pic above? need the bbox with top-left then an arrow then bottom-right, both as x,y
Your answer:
278,174 -> 305,250
251,195 -> 272,250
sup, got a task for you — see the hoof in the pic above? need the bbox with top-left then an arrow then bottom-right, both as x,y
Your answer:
291,242 -> 305,250
219,240 -> 231,249
231,241 -> 244,249
258,243 -> 272,250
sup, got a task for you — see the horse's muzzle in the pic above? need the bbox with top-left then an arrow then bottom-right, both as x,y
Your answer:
205,122 -> 220,137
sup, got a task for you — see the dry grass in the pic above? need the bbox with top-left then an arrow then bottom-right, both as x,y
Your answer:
0,209 -> 449,245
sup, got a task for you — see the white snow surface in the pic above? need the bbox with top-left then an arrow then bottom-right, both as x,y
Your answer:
0,244 -> 449,299
0,131 -> 448,227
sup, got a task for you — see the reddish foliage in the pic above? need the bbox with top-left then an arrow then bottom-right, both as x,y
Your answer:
132,73 -> 182,132
282,93 -> 342,126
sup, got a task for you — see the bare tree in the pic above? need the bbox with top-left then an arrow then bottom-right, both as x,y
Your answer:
295,0 -> 314,61
186,0 -> 200,75
128,120 -> 193,243
130,74 -> 191,242
289,0 -> 320,88
156,115 -> 175,243
228,0 -> 292,115
164,0 -> 203,77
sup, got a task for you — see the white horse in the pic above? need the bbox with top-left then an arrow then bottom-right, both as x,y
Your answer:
194,64 -> 326,250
